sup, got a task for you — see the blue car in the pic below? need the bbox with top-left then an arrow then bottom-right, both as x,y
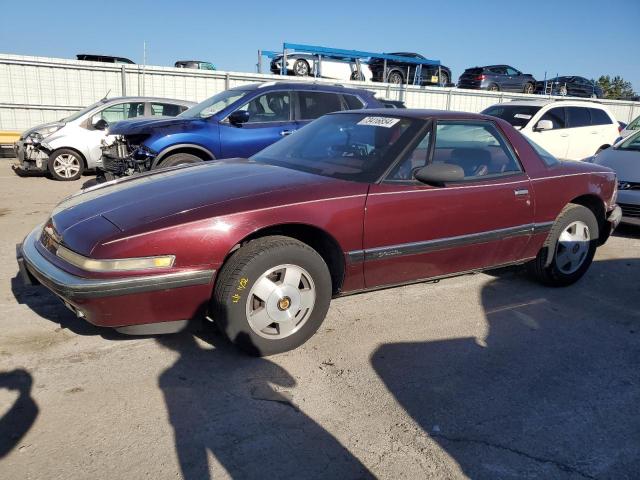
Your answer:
101,82 -> 384,177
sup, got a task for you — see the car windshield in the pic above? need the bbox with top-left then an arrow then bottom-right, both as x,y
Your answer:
616,131 -> 640,152
252,113 -> 425,183
179,89 -> 249,119
59,100 -> 107,122
482,105 -> 541,129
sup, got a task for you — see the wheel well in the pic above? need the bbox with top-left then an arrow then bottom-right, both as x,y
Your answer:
157,146 -> 213,166
569,194 -> 606,236
231,224 -> 346,295
50,147 -> 87,169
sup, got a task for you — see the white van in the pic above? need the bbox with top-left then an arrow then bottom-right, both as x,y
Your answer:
482,100 -> 620,161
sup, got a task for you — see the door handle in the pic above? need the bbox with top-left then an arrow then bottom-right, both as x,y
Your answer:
280,130 -> 295,136
514,189 -> 529,196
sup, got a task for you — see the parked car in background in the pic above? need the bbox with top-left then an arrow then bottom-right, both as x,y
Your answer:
591,131 -> 640,226
381,99 -> 406,109
482,100 -> 619,161
17,109 -> 621,356
175,60 -> 216,70
100,82 -> 384,178
368,52 -> 452,86
619,114 -> 640,139
535,76 -> 603,98
458,65 -> 536,93
13,97 -> 194,181
77,54 -> 135,64
270,53 -> 372,81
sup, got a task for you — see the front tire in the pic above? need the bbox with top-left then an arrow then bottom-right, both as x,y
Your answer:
48,149 -> 84,181
527,204 -> 599,287
157,153 -> 202,169
212,236 -> 332,356
387,70 -> 404,84
523,82 -> 535,94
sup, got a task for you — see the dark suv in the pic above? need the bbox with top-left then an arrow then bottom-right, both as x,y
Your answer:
369,52 -> 452,86
535,76 -> 603,98
100,82 -> 384,178
457,65 -> 536,93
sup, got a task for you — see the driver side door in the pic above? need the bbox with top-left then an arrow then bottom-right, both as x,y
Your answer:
219,90 -> 295,158
363,120 -> 534,289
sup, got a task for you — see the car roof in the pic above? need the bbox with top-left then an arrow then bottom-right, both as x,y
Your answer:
331,108 -> 497,121
496,99 -> 609,108
229,82 -> 374,95
102,96 -> 196,105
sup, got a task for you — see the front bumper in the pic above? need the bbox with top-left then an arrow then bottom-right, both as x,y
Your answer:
13,139 -> 50,172
17,225 -> 216,332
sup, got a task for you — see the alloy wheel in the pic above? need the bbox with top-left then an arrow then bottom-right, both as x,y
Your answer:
52,153 -> 81,179
555,221 -> 590,274
245,264 -> 316,339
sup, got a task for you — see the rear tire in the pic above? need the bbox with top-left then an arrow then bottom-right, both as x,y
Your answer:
293,59 -> 310,77
488,83 -> 500,92
212,236 -> 332,356
527,204 -> 599,287
157,153 -> 202,169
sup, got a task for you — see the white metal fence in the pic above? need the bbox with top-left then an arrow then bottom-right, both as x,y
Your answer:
1,53 -> 638,132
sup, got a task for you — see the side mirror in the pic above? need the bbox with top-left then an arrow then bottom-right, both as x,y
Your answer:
228,110 -> 250,126
91,115 -> 108,131
534,119 -> 553,132
414,163 -> 465,186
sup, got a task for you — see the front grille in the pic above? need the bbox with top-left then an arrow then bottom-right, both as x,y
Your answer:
619,203 -> 640,218
618,181 -> 640,191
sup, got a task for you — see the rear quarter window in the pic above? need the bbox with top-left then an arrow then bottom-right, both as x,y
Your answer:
343,94 -> 365,110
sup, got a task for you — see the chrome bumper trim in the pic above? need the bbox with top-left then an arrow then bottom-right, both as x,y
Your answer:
18,226 -> 215,299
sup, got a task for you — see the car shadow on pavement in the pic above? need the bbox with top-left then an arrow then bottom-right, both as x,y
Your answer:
0,369 -> 38,458
613,224 -> 640,240
10,275 -> 123,339
372,259 -> 640,479
157,329 -> 374,480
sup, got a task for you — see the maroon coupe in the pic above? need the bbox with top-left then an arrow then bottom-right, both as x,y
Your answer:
17,110 -> 622,355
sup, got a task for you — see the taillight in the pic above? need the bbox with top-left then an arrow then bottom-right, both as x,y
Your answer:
476,74 -> 486,81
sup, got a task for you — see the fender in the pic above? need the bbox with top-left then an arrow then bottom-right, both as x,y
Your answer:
153,144 -> 216,168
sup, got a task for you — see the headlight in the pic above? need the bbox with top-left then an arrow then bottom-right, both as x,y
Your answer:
56,245 -> 175,272
33,125 -> 63,138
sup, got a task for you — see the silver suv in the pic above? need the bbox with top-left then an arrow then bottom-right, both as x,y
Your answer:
13,97 -> 194,181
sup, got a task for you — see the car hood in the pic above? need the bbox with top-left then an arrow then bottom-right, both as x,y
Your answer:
108,116 -> 194,135
50,159 -> 355,255
593,148 -> 640,182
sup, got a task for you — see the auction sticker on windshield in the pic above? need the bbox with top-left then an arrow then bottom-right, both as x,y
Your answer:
357,117 -> 401,128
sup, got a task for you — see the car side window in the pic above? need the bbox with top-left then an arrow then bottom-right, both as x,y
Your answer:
566,107 -> 591,128
236,92 -> 291,123
505,67 -> 518,75
99,102 -> 145,123
297,91 -> 344,120
431,122 -> 522,180
343,94 -> 365,110
540,108 -> 566,129
628,116 -> 640,130
589,108 -> 612,126
489,67 -> 506,75
150,103 -> 188,116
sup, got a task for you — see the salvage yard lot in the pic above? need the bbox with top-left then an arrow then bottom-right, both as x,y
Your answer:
1,161 -> 639,479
